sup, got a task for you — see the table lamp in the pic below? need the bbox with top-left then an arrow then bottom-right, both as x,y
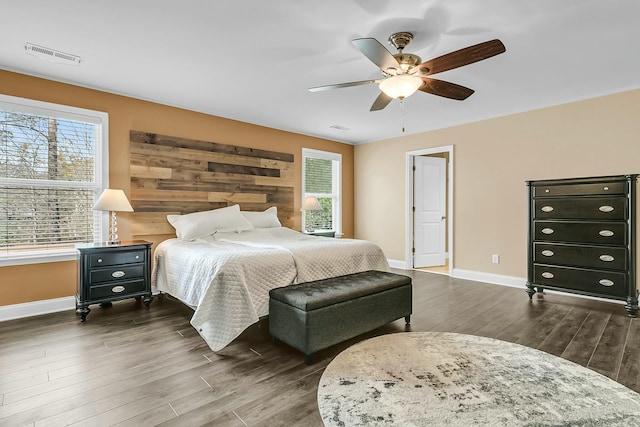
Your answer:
93,189 -> 134,245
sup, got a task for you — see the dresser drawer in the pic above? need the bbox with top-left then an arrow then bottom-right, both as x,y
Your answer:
534,197 -> 626,220
534,221 -> 626,246
533,264 -> 627,297
89,280 -> 146,300
533,181 -> 626,197
89,264 -> 144,284
90,250 -> 145,267
534,243 -> 626,270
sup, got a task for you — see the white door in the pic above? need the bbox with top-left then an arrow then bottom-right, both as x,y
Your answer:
413,156 -> 446,268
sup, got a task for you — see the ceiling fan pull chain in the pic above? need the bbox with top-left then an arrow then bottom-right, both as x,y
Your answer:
401,99 -> 406,133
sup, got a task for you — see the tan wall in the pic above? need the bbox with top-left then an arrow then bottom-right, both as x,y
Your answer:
355,88 -> 640,278
0,70 -> 354,307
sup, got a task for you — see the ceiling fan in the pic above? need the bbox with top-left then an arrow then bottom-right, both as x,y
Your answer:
309,32 -> 506,111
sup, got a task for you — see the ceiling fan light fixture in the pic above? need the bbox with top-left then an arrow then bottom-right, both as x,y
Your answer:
379,74 -> 423,99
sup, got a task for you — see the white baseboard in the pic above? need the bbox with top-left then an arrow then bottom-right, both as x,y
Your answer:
0,296 -> 75,322
452,268 -> 625,306
452,268 -> 526,288
388,259 -> 410,270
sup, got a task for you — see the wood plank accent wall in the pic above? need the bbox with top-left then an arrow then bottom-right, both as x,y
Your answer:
129,131 -> 295,236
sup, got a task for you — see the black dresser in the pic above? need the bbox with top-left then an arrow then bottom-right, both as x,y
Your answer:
76,240 -> 153,321
526,175 -> 638,316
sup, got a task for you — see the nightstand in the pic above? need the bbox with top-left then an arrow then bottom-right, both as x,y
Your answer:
76,240 -> 153,321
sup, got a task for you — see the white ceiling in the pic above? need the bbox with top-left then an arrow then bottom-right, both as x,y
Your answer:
1,0 -> 639,145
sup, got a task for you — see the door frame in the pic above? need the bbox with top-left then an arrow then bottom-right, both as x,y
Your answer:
405,145 -> 454,274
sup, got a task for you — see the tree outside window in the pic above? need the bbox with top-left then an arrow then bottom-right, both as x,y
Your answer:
0,95 -> 107,264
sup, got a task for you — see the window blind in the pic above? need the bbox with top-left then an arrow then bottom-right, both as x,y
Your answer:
0,106 -> 102,255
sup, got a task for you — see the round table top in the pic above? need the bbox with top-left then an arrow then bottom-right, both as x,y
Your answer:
317,332 -> 640,426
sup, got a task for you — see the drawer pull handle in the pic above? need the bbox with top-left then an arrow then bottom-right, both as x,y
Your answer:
599,279 -> 614,287
544,189 -> 550,193
97,258 -> 103,263
541,206 -> 554,213
599,230 -> 614,237
541,228 -> 554,235
541,272 -> 554,279
112,285 -> 126,293
135,255 -> 140,260
599,254 -> 615,262
603,186 -> 609,191
598,205 -> 614,213
112,271 -> 126,278
541,250 -> 554,257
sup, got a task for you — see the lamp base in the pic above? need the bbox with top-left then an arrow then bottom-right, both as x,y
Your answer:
105,240 -> 121,246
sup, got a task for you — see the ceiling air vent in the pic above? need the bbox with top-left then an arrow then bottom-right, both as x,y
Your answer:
25,43 -> 81,65
329,125 -> 350,131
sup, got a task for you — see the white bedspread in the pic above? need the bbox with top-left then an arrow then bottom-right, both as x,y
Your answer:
152,228 -> 389,351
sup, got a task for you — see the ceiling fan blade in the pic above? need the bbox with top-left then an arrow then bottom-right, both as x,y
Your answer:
370,92 -> 393,111
352,38 -> 399,72
414,39 -> 506,76
309,79 -> 377,92
419,78 -> 475,100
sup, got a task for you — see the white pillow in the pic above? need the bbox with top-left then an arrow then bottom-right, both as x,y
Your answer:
167,204 -> 253,241
241,206 -> 282,228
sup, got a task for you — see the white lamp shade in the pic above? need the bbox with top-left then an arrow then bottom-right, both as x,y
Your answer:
379,74 -> 423,99
93,189 -> 134,212
300,196 -> 322,211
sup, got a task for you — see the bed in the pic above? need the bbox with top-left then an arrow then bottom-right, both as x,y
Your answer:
151,206 -> 389,351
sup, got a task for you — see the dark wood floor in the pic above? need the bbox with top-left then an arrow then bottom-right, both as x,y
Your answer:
1,270 -> 639,426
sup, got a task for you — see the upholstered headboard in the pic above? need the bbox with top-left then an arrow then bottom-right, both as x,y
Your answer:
129,131 -> 294,237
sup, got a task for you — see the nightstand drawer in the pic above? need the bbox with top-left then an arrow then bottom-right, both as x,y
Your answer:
89,264 -> 144,284
534,197 -> 626,220
533,181 -> 625,197
90,250 -> 145,267
534,221 -> 626,245
534,243 -> 627,270
89,280 -> 146,300
533,264 -> 627,297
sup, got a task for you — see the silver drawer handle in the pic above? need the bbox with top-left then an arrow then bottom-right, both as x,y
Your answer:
599,254 -> 615,262
541,228 -> 554,235
112,285 -> 125,293
112,271 -> 126,278
541,272 -> 554,279
97,258 -> 103,263
541,250 -> 554,257
135,255 -> 140,260
599,230 -> 614,237
603,186 -> 609,191
544,189 -> 550,193
598,205 -> 614,213
541,206 -> 554,213
599,279 -> 614,287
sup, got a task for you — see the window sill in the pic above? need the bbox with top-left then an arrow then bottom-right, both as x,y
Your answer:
0,249 -> 77,267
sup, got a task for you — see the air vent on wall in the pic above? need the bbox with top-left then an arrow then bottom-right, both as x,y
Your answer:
25,43 -> 81,65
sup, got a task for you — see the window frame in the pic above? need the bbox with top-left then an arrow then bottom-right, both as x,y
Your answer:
0,94 -> 109,266
301,148 -> 342,236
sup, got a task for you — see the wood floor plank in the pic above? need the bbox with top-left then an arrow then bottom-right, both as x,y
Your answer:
561,311 -> 610,366
536,307 -> 590,356
0,269 -> 637,427
588,313 -> 631,378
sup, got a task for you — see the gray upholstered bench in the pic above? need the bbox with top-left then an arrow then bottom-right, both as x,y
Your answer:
269,270 -> 412,364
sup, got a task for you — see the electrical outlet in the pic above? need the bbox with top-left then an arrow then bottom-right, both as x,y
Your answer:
492,254 -> 500,264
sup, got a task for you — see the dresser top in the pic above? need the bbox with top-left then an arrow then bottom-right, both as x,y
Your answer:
526,174 -> 638,186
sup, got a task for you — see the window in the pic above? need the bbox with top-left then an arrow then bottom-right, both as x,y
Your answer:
302,148 -> 341,235
0,94 -> 108,266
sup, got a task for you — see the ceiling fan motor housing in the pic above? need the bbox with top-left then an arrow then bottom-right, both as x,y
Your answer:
387,32 -> 422,73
